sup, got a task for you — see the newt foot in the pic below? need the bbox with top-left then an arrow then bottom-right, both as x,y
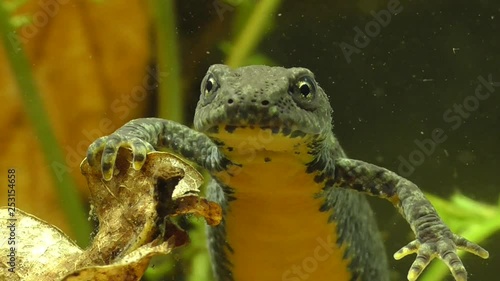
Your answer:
394,234 -> 489,281
87,135 -> 155,180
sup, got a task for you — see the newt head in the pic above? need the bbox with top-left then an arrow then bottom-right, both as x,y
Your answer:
193,64 -> 333,153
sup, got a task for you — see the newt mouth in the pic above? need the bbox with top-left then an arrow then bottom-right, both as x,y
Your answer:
194,95 -> 329,138
204,124 -> 308,139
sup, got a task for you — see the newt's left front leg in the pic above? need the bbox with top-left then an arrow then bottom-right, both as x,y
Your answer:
330,158 -> 489,281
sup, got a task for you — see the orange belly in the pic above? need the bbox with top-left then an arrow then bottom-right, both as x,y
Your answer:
217,151 -> 352,281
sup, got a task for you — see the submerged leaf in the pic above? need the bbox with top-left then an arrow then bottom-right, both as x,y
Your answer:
0,149 -> 221,281
0,208 -> 82,281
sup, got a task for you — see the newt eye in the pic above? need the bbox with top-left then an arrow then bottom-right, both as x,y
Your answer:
297,77 -> 316,100
203,74 -> 219,97
290,75 -> 317,102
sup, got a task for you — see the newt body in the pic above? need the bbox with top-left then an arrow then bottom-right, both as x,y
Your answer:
87,65 -> 488,281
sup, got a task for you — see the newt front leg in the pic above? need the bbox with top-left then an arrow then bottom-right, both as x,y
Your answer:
86,118 -> 232,180
331,158 -> 489,281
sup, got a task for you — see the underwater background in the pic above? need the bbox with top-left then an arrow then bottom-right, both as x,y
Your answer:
0,0 -> 498,280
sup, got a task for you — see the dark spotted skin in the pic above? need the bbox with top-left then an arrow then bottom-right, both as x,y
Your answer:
87,64 -> 488,281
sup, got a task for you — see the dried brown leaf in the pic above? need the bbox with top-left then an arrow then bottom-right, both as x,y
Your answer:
0,149 -> 221,281
79,148 -> 210,264
0,208 -> 82,281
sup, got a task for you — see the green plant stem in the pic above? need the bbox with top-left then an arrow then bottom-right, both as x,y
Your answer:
154,0 -> 182,122
149,2 -> 208,281
0,5 -> 90,246
226,0 -> 282,67
186,218 -> 213,281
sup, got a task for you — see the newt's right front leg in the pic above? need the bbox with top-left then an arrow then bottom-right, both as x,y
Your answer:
86,117 -> 231,180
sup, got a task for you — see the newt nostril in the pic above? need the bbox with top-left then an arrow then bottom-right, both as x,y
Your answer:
227,98 -> 234,105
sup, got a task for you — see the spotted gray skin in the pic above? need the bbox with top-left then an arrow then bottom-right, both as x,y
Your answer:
87,64 -> 489,281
